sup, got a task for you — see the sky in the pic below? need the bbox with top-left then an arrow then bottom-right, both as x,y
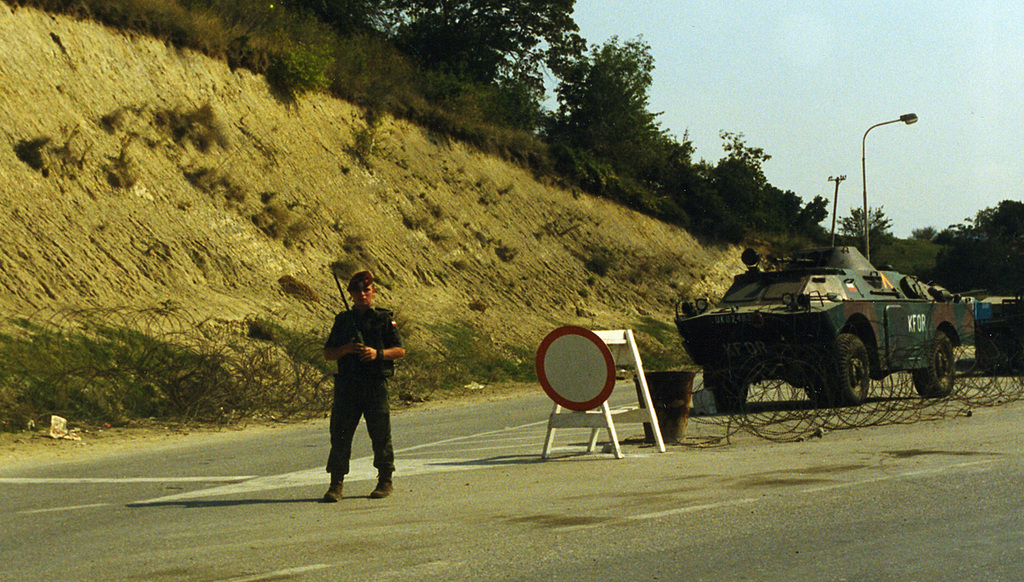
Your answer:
569,1 -> 1024,237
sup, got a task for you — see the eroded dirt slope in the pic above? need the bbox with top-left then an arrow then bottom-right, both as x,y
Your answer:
0,2 -> 740,356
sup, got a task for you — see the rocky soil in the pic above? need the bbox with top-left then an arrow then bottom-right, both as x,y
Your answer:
0,3 -> 741,377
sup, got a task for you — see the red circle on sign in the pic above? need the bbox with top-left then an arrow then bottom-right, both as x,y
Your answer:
536,326 -> 616,411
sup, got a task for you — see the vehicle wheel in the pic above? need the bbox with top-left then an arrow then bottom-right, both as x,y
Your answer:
913,332 -> 955,398
829,333 -> 870,406
704,369 -> 749,414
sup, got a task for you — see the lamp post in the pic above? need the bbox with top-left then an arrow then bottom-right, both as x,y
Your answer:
861,112 -> 918,261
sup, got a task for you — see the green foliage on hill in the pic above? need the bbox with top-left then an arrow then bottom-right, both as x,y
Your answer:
871,238 -> 941,280
841,200 -> 1024,296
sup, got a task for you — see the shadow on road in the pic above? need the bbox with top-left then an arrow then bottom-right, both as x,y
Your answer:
127,497 -> 323,509
426,454 -> 543,467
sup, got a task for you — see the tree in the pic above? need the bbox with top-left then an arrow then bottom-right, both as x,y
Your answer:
709,132 -> 771,231
543,36 -> 687,215
548,38 -> 830,244
703,132 -> 826,240
911,226 -> 938,241
789,191 -> 830,236
546,36 -> 665,166
932,200 -> 1024,294
975,199 -> 1024,244
282,0 -> 390,34
839,206 -> 894,252
385,0 -> 583,91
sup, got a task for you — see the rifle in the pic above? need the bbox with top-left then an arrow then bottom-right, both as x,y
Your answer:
330,263 -> 366,345
329,262 -> 351,311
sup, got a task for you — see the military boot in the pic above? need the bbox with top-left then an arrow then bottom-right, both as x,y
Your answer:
323,474 -> 344,502
369,473 -> 393,499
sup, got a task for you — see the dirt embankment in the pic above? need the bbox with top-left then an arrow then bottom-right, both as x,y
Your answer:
0,3 -> 741,369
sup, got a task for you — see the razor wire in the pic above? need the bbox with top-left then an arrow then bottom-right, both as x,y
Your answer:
5,307 -> 1022,441
687,335 -> 1024,443
0,305 -> 333,426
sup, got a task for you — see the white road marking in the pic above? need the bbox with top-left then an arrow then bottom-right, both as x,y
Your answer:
217,564 -> 332,581
554,459 -> 1000,532
0,476 -> 255,485
403,443 -> 542,455
5,417 -> 613,507
800,459 -> 995,493
18,503 -> 110,515
395,420 -> 548,454
626,497 -> 760,521
131,456 -> 502,504
554,497 -> 759,532
131,420 -> 557,505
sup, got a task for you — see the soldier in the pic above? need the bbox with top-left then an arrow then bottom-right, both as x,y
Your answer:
322,271 -> 405,502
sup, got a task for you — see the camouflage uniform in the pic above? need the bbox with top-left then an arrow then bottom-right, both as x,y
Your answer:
324,306 -> 402,477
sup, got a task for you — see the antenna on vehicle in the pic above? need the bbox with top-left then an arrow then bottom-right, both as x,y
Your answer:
828,175 -> 847,247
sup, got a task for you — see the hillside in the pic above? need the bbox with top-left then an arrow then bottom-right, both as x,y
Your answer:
0,2 -> 740,388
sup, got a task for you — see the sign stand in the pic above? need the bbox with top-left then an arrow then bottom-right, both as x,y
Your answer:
537,327 -> 665,459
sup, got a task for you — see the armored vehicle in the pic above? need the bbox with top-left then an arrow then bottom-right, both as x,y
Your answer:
675,246 -> 974,412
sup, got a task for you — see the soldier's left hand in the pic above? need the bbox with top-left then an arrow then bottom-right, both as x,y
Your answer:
355,343 -> 378,362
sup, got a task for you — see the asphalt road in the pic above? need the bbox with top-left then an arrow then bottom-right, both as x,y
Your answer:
2,384 -> 1023,581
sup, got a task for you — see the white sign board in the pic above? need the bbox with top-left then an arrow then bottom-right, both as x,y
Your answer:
537,327 -> 666,459
536,326 -> 616,411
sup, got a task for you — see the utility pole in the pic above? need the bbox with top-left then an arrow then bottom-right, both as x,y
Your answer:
828,175 -> 847,247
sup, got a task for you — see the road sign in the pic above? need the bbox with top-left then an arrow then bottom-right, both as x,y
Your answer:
537,328 -> 666,459
536,326 -> 616,411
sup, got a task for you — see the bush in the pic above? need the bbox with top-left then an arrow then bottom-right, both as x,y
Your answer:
267,43 -> 333,98
633,317 -> 692,371
328,33 -> 418,109
583,245 -> 616,277
185,166 -> 246,203
277,275 -> 320,303
14,137 -> 51,175
154,104 -> 229,152
252,201 -> 312,241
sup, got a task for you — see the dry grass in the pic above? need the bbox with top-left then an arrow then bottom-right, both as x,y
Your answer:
277,275 -> 320,303
154,104 -> 230,152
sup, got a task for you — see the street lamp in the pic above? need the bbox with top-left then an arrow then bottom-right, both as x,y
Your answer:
861,112 -> 918,261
